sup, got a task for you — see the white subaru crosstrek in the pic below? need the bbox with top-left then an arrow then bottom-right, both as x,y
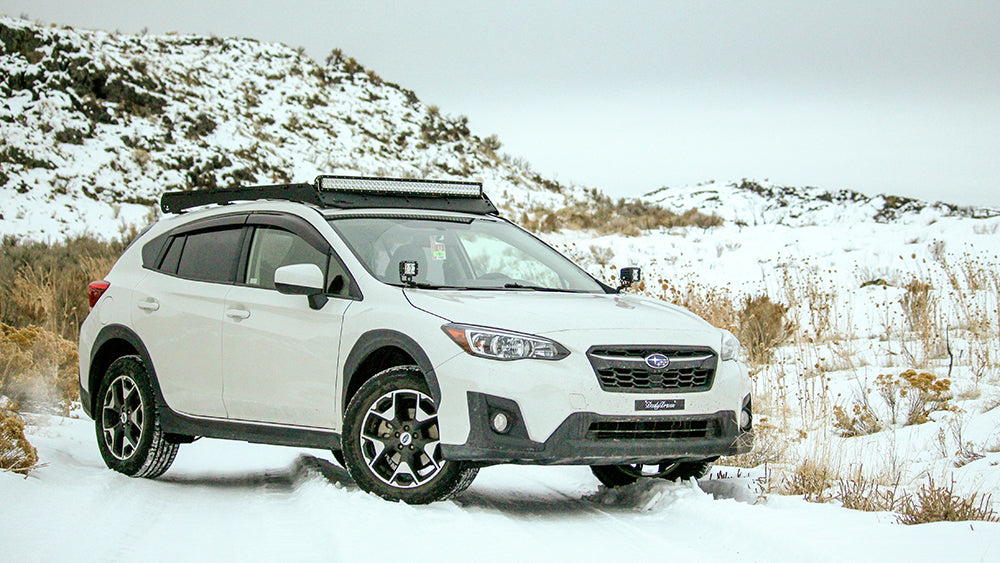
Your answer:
79,176 -> 752,503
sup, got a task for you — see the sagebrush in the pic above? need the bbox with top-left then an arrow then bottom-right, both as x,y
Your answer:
0,396 -> 39,475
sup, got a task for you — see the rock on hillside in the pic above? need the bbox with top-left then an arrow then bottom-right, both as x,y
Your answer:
0,17 -> 571,240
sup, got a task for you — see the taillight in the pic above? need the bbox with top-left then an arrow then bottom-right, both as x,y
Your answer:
88,281 -> 110,307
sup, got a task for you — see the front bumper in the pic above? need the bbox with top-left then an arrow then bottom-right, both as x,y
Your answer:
441,391 -> 752,465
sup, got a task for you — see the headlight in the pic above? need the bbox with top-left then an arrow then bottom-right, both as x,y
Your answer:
721,329 -> 742,362
442,324 -> 569,361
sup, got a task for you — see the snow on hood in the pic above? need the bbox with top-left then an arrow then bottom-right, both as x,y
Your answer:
403,289 -> 718,337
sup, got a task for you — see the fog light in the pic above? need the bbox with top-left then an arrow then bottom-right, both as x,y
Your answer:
739,409 -> 752,430
491,411 -> 510,434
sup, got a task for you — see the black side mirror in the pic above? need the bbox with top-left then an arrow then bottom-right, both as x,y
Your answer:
618,267 -> 641,292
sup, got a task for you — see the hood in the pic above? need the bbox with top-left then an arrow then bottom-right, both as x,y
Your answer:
403,289 -> 717,337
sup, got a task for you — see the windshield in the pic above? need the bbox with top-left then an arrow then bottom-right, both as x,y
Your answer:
329,215 -> 605,293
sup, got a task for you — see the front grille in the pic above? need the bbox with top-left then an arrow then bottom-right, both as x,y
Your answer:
587,346 -> 717,393
586,418 -> 720,440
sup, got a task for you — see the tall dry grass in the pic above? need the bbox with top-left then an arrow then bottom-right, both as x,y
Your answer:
1,234 -> 130,341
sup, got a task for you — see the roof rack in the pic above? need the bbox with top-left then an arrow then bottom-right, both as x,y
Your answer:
159,175 -> 498,215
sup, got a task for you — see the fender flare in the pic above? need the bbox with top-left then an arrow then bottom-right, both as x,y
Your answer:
342,329 -> 441,409
86,324 -> 162,417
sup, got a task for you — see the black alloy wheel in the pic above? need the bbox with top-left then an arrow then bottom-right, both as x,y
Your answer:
342,366 -> 477,504
95,355 -> 178,478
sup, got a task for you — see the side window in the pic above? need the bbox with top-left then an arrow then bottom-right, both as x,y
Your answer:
176,227 -> 244,283
245,227 -> 327,290
326,253 -> 353,297
158,236 -> 185,274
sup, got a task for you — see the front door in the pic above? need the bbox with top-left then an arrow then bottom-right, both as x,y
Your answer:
222,224 -> 353,428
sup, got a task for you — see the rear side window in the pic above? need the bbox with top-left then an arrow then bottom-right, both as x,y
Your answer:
158,236 -> 184,274
175,227 -> 244,283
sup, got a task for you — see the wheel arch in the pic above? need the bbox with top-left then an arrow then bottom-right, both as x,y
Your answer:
342,329 -> 440,412
86,324 -> 158,417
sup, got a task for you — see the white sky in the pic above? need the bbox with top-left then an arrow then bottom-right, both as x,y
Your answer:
4,1 -> 999,207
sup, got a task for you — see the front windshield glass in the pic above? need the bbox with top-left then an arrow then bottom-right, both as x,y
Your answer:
329,215 -> 605,293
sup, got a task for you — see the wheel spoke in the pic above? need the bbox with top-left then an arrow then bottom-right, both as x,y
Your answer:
359,385 -> 446,489
362,435 -> 387,467
101,374 -> 146,461
390,460 -> 418,485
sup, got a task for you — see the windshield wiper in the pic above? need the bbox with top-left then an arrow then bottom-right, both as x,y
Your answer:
404,282 -> 475,290
502,283 -> 574,292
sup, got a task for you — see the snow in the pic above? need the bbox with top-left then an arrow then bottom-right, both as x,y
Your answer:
5,414 -> 999,562
6,16 -> 1000,561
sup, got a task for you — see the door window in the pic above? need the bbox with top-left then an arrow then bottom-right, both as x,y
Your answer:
245,227 -> 328,290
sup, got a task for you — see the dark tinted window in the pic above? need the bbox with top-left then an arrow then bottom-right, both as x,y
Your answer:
158,236 -> 185,275
176,227 -> 243,283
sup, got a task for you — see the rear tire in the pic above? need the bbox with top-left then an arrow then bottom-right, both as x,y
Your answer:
95,355 -> 178,478
342,366 -> 477,504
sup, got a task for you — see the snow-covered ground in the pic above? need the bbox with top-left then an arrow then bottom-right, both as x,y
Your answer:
5,413 -> 999,563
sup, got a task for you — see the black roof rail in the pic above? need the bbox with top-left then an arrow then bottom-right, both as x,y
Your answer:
160,175 -> 498,215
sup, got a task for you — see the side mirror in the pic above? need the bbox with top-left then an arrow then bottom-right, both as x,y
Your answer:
274,263 -> 328,310
618,267 -> 642,292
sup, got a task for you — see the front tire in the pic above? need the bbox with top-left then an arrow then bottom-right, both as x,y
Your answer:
95,355 -> 178,478
342,366 -> 477,504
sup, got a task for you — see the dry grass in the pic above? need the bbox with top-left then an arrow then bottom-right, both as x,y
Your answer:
1,234 -> 131,341
0,323 -> 79,410
779,459 -> 837,503
519,191 -> 723,236
720,420 -> 787,468
896,478 -> 999,525
837,474 -> 903,513
738,295 -> 794,366
0,397 -> 39,475
833,369 -> 952,436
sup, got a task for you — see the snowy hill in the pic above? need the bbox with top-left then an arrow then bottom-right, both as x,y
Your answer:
645,179 -> 999,227
0,16 -> 570,240
5,17 -> 999,242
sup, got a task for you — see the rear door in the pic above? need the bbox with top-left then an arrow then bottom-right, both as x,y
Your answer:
222,214 -> 357,428
131,215 -> 247,418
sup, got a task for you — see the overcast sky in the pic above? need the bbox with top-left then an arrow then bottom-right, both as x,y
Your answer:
4,1 -> 999,207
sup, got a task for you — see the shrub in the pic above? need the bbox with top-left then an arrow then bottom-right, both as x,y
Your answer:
832,403 -> 882,437
668,282 -> 738,334
0,234 -> 127,341
0,324 -> 79,408
897,478 -> 999,525
0,396 -> 39,475
780,459 -> 836,503
834,369 -> 952,437
522,191 -> 723,236
877,369 -> 952,426
900,278 -> 935,340
737,295 -> 793,365
719,420 -> 786,468
185,112 -> 217,139
836,472 -> 902,513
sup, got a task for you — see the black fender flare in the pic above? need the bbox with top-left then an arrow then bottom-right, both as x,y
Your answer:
85,324 -> 162,417
341,329 -> 441,409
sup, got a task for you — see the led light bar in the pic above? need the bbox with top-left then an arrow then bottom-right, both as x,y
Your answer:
316,175 -> 482,198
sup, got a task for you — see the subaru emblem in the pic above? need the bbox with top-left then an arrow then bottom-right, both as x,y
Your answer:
645,353 -> 670,369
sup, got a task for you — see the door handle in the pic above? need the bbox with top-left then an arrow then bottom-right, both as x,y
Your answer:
226,308 -> 250,320
137,299 -> 159,311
